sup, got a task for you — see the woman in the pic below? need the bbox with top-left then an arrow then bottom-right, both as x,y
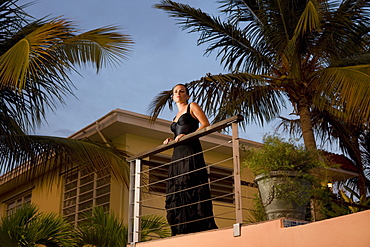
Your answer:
163,84 -> 218,236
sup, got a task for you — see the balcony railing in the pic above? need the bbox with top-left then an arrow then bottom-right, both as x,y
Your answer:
127,115 -> 245,246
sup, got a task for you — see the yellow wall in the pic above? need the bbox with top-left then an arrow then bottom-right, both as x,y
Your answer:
0,173 -> 63,216
31,175 -> 63,214
110,176 -> 128,221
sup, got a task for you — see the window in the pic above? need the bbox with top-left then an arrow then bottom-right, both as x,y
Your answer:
209,166 -> 234,204
62,168 -> 110,225
5,191 -> 32,216
143,156 -> 169,194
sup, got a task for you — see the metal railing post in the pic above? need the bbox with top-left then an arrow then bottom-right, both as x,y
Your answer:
128,159 -> 142,246
133,159 -> 142,244
128,160 -> 135,245
232,122 -> 243,224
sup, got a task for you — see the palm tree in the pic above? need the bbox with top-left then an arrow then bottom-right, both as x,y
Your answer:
149,0 -> 370,153
0,203 -> 78,247
278,107 -> 370,197
77,207 -> 170,247
0,1 -> 133,181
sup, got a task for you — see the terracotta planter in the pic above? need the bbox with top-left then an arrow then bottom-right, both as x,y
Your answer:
255,171 -> 311,220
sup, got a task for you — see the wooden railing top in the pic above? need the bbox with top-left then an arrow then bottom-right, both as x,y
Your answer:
127,115 -> 244,162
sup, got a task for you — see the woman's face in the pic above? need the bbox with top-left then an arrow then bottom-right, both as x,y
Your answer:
172,85 -> 189,103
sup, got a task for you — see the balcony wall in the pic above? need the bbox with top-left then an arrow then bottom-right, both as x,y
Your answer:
136,210 -> 370,247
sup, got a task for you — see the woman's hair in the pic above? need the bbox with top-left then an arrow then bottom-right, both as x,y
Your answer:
173,83 -> 189,95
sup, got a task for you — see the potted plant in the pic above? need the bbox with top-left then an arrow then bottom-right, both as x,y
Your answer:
243,135 -> 323,221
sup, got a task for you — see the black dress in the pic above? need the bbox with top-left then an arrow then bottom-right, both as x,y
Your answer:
165,103 -> 218,236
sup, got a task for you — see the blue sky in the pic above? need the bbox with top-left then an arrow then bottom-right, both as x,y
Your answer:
18,0 -> 282,143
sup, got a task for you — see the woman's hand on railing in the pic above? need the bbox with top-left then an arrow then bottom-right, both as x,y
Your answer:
163,138 -> 173,145
175,134 -> 185,142
163,134 -> 186,144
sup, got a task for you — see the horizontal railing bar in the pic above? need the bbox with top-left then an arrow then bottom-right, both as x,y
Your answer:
214,217 -> 236,221
127,115 -> 244,162
212,203 -> 237,209
141,205 -> 164,211
168,214 -> 219,228
140,158 -> 233,189
140,140 -> 231,174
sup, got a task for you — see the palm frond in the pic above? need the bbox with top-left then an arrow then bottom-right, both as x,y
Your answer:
148,89 -> 173,123
149,72 -> 287,127
0,0 -> 31,47
77,208 -> 170,246
59,25 -> 134,72
0,135 -> 130,186
294,0 -> 322,37
77,207 -> 127,247
314,65 -> 370,124
140,214 -> 170,241
276,116 -> 302,138
155,0 -> 273,73
0,18 -> 133,91
0,203 -> 77,247
0,19 -> 74,91
189,72 -> 286,126
313,0 -> 370,63
336,54 -> 370,67
0,89 -> 31,134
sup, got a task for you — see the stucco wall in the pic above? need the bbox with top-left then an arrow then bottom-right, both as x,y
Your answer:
136,210 -> 370,247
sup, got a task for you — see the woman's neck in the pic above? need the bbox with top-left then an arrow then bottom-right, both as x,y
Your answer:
176,102 -> 188,112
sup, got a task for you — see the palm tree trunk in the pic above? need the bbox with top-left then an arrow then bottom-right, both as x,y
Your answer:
350,143 -> 367,198
298,101 -> 317,151
356,165 -> 367,199
297,100 -> 320,220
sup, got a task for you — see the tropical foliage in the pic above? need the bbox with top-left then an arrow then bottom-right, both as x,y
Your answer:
77,207 -> 170,246
0,0 -> 133,181
0,203 -> 77,247
149,0 -> 370,149
320,184 -> 370,219
149,0 -> 370,196
77,207 -> 128,247
339,186 -> 370,213
244,135 -> 327,214
0,204 -> 170,247
243,135 -> 324,175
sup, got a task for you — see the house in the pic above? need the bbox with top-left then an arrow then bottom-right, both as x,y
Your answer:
0,108 -> 364,246
0,109 -> 262,227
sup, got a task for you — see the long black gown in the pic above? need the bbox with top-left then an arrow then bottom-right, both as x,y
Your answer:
165,103 -> 218,236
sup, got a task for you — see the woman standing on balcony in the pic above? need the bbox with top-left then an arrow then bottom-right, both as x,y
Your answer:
163,84 -> 218,236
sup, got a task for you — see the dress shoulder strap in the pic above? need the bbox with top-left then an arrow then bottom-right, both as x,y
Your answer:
186,103 -> 192,114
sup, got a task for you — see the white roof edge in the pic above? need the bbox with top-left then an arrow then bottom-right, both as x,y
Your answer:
68,108 -> 261,146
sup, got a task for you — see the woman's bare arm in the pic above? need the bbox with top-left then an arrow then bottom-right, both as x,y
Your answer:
190,102 -> 210,131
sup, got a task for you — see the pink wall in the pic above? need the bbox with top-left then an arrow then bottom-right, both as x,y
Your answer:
136,210 -> 370,247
